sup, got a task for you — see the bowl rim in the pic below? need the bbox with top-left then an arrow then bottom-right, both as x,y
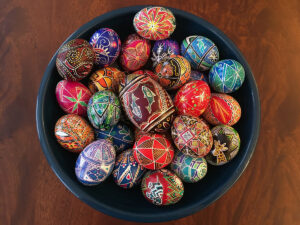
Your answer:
36,5 -> 261,222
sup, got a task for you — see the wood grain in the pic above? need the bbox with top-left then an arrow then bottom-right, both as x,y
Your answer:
0,0 -> 300,224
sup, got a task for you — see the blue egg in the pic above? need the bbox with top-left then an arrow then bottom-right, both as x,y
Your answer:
209,59 -> 245,93
94,122 -> 134,153
151,39 -> 180,67
89,28 -> 121,67
181,35 -> 219,71
75,140 -> 116,186
112,149 -> 146,188
189,70 -> 208,83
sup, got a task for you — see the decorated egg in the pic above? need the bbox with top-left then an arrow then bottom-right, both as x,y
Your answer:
141,169 -> 184,206
87,90 -> 121,130
205,125 -> 241,166
209,59 -> 245,93
119,73 -> 175,133
203,93 -> 241,126
189,70 -> 208,83
88,67 -> 124,94
133,6 -> 176,40
56,39 -> 94,81
54,114 -> 94,152
181,36 -> 219,71
55,80 -> 92,116
171,115 -> 213,158
174,80 -> 211,117
135,69 -> 156,78
75,139 -> 116,185
112,149 -> 146,188
89,28 -> 121,67
154,55 -> 191,90
94,122 -> 134,153
151,39 -> 180,67
133,133 -> 174,170
120,34 -> 151,71
171,151 -> 207,183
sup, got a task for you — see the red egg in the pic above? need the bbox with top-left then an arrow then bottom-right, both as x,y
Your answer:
174,80 -> 211,117
133,133 -> 174,170
203,93 -> 241,126
56,80 -> 92,116
120,34 -> 151,71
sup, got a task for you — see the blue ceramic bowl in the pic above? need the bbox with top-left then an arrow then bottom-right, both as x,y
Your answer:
36,6 -> 260,222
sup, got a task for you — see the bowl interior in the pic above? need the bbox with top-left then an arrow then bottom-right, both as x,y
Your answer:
36,6 -> 260,222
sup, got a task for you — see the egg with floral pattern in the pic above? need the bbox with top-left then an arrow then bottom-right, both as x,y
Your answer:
89,28 -> 121,67
112,149 -> 146,188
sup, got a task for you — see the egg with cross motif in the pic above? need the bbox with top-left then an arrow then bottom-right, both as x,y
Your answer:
112,149 -> 146,188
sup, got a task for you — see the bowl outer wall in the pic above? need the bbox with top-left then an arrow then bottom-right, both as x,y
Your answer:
36,5 -> 260,222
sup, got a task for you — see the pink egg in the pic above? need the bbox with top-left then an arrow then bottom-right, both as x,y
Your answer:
56,80 -> 92,116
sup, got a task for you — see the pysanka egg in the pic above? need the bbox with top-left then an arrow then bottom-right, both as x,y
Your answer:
171,151 -> 207,183
154,55 -> 191,90
56,80 -> 92,116
209,59 -> 245,93
189,70 -> 208,83
55,114 -> 94,153
133,133 -> 174,170
141,169 -> 184,206
88,67 -> 124,94
181,36 -> 219,71
133,7 -> 176,40
94,122 -> 134,153
171,115 -> 213,158
75,139 -> 116,185
87,91 -> 121,130
112,149 -> 146,188
151,39 -> 180,67
56,39 -> 94,81
120,34 -> 151,71
205,125 -> 241,166
174,80 -> 211,117
119,73 -> 175,133
203,93 -> 241,126
89,28 -> 121,67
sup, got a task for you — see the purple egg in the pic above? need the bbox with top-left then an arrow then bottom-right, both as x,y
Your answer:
151,39 -> 180,67
189,70 -> 208,83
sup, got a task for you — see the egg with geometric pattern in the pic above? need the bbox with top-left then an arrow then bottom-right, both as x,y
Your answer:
54,114 -> 94,153
112,149 -> 146,188
133,133 -> 174,170
141,169 -> 184,206
75,139 -> 116,185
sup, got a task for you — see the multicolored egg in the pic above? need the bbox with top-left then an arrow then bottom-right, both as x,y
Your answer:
56,39 -> 94,81
141,169 -> 184,206
88,67 -> 124,94
203,93 -> 241,126
171,115 -> 213,158
55,80 -> 92,116
205,125 -> 241,166
151,39 -> 180,67
181,36 -> 219,71
75,139 -> 116,185
112,149 -> 146,188
174,80 -> 211,117
189,70 -> 208,83
120,34 -> 151,71
133,133 -> 174,170
94,122 -> 134,153
154,55 -> 191,90
133,6 -> 176,40
119,73 -> 175,133
89,28 -> 121,67
87,91 -> 121,130
54,114 -> 94,152
171,151 -> 207,183
135,69 -> 156,78
209,59 -> 245,93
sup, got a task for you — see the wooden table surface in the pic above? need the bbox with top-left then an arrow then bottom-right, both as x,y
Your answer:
1,0 -> 299,224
